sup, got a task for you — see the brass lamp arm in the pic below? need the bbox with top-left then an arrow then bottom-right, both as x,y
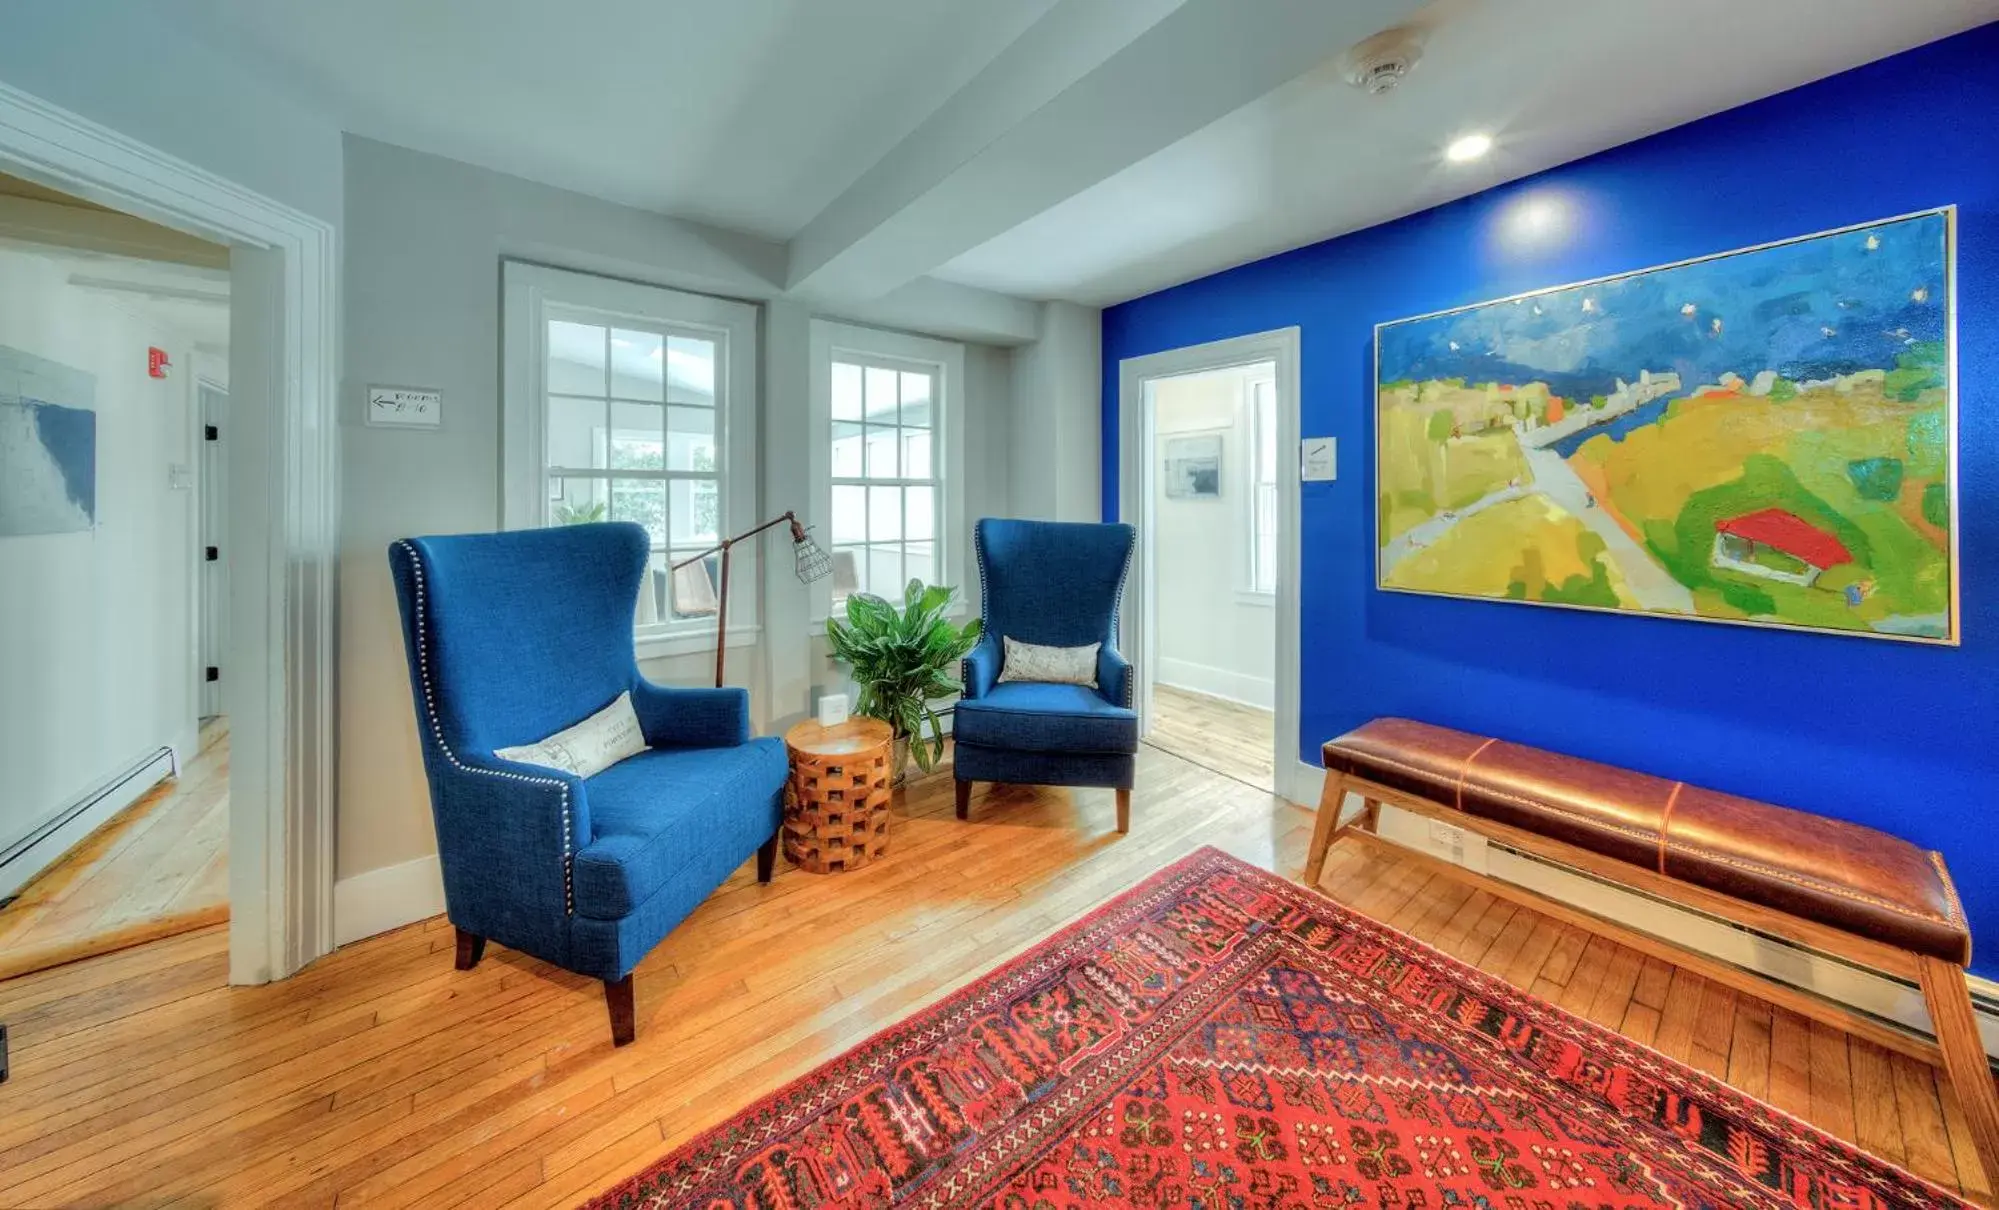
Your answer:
669,511 -> 805,571
668,511 -> 821,688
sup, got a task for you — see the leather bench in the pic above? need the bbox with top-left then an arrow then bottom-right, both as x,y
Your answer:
1302,717 -> 1999,1190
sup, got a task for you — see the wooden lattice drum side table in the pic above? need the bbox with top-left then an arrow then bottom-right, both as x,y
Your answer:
782,718 -> 893,874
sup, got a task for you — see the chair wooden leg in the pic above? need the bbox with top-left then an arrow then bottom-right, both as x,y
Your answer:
453,928 -> 485,971
1115,787 -> 1131,834
955,779 -> 972,821
756,834 -> 777,883
1302,771 -> 1350,887
1918,955 -> 1999,1193
604,975 -> 636,1047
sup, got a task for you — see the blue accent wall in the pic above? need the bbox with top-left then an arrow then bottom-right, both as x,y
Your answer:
1101,24 -> 1999,977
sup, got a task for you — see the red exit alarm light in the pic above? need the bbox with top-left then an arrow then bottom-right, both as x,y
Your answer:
149,347 -> 171,378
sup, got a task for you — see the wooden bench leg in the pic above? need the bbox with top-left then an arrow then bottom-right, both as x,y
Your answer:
955,779 -> 972,821
453,928 -> 485,971
1115,787 -> 1131,834
1919,956 -> 1999,1193
1303,771 -> 1349,887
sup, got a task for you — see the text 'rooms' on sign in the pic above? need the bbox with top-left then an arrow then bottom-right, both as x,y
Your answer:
366,385 -> 442,429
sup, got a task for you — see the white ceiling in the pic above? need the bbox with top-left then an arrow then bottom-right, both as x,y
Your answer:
934,0 -> 1999,304
164,0 -> 1996,312
166,0 -> 1060,241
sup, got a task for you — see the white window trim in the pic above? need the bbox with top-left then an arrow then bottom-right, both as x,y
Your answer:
1242,370 -> 1279,602
808,319 -> 967,628
501,261 -> 762,656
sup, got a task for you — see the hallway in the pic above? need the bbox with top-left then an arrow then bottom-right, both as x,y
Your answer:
1143,683 -> 1275,793
0,719 -> 229,980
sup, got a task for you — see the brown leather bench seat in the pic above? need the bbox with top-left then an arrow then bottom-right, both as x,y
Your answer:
1322,718 -> 1970,965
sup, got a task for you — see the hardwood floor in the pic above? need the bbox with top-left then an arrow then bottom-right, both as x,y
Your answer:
0,719 -> 229,981
0,743 -> 1985,1206
1145,682 -> 1275,792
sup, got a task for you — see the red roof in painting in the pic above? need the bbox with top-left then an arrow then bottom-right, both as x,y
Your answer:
1715,509 -> 1852,569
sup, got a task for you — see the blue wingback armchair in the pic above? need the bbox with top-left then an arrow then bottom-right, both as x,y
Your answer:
952,519 -> 1139,831
388,522 -> 787,1045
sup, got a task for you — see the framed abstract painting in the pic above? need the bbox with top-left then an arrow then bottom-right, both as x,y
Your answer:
0,345 -> 97,538
1374,208 -> 1956,643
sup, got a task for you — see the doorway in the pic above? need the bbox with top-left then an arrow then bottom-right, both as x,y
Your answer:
1117,329 -> 1302,802
0,171 -> 234,975
0,75 -> 339,985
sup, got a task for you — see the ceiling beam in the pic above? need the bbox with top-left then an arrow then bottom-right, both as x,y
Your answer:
68,272 -> 231,305
807,275 -> 1041,347
785,0 -> 1426,301
0,194 -> 230,269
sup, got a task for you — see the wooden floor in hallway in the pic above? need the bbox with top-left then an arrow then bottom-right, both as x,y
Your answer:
0,718 -> 229,981
0,742 -> 1986,1206
1144,681 -> 1275,791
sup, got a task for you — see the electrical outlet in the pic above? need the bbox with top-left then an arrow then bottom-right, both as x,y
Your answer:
1425,818 -> 1491,875
1427,818 -> 1464,856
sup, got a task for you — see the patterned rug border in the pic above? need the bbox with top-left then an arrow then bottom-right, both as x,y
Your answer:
1219,853 -> 1972,1207
582,844 -> 1971,1208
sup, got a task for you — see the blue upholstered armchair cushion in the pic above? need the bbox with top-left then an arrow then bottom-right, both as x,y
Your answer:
956,519 -> 1139,786
572,739 -> 787,919
388,522 -> 786,981
952,682 -> 1137,754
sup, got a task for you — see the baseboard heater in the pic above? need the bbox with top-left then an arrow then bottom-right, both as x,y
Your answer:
1365,799 -> 1999,1066
0,746 -> 177,901
1485,836 -> 1999,1069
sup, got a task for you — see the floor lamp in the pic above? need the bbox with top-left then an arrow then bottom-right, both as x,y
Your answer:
672,511 -> 832,688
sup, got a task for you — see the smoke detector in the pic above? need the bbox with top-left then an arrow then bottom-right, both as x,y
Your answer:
1345,24 -> 1427,95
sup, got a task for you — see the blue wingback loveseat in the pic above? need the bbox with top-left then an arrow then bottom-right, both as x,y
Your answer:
952,518 -> 1140,832
388,522 -> 787,1045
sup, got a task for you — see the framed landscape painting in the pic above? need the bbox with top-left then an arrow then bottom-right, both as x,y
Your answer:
1374,208 -> 1956,643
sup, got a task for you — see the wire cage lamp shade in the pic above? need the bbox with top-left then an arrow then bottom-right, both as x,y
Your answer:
673,511 -> 831,687
792,522 -> 834,584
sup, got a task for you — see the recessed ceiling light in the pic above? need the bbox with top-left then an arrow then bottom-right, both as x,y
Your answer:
1446,133 -> 1493,163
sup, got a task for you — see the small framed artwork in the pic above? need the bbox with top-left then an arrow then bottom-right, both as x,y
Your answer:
1163,432 -> 1223,499
366,385 -> 443,429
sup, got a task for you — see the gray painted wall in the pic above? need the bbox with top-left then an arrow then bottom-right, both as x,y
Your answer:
1010,300 -> 1103,522
0,3 -> 342,231
339,136 -> 1018,881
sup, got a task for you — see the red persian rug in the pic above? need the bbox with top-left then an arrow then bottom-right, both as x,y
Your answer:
585,847 -> 1963,1209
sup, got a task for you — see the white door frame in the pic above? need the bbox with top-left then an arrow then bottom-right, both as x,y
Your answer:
1118,328 -> 1304,804
197,380 -> 228,721
0,81 -> 338,983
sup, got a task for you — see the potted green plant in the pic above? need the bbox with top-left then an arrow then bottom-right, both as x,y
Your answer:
825,579 -> 983,784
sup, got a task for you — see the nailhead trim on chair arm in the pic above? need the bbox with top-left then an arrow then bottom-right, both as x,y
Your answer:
398,540 -> 577,915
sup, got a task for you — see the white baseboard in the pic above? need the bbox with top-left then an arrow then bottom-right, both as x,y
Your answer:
0,747 -> 177,901
1291,761 -> 1999,1060
1156,657 -> 1273,710
333,853 -> 444,946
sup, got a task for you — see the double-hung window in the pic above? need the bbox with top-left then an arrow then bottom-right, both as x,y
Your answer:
502,263 -> 759,655
1247,376 -> 1278,597
810,321 -> 965,620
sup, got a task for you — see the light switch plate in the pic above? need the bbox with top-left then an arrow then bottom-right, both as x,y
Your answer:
1301,437 -> 1337,481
